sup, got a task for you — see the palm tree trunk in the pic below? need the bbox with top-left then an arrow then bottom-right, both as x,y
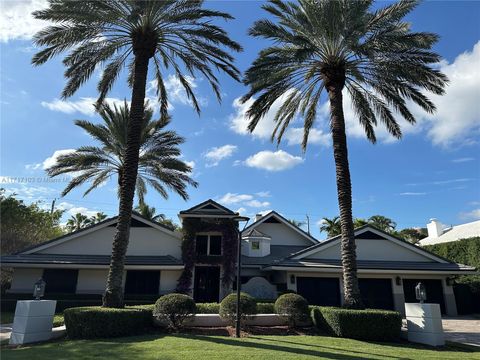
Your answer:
326,70 -> 364,309
103,53 -> 149,308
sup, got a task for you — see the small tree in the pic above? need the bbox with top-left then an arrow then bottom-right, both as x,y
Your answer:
219,292 -> 257,328
275,293 -> 309,329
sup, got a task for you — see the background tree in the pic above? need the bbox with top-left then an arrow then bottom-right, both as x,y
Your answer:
396,227 -> 427,244
319,216 -> 341,237
90,212 -> 108,224
65,213 -> 92,232
135,202 -> 180,231
242,0 -> 447,308
33,0 -> 240,307
368,215 -> 397,233
288,219 -> 306,228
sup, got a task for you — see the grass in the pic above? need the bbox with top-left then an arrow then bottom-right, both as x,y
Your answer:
1,334 -> 479,360
1,312 -> 64,327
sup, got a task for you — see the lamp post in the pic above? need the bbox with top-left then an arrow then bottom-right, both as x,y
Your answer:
233,215 -> 250,338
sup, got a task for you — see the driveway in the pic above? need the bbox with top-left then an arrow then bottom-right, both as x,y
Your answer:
442,316 -> 480,347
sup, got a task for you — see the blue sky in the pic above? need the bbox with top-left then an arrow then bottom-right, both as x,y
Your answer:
1,0 -> 479,240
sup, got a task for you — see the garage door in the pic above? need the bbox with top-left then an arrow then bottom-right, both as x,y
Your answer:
403,279 -> 446,314
359,278 -> 394,310
296,277 -> 340,306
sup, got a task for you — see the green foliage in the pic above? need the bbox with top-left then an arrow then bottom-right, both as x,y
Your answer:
219,293 -> 257,327
274,294 -> 309,328
424,237 -> 480,268
256,302 -> 275,314
135,202 -> 180,231
311,306 -> 402,341
46,102 -> 198,202
395,227 -> 427,243
154,294 -> 196,330
196,303 -> 220,314
319,217 -> 341,237
64,306 -> 153,339
368,215 -> 397,232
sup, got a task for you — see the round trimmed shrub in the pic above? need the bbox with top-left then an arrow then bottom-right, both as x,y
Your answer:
274,293 -> 309,328
219,292 -> 257,327
64,306 -> 152,339
153,293 -> 196,330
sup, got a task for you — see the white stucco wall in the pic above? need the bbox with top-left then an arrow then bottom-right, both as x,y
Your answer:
254,222 -> 313,246
306,239 -> 434,262
160,270 -> 182,294
76,269 -> 108,294
9,268 -> 43,293
37,226 -> 182,257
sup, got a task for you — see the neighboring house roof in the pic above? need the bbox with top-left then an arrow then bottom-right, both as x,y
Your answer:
242,211 -> 318,244
179,199 -> 238,217
419,220 -> 480,246
266,259 -> 476,273
1,254 -> 183,268
242,228 -> 271,239
17,212 -> 180,255
242,245 -> 306,266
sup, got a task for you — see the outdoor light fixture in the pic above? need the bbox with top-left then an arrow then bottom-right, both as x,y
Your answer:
395,276 -> 402,286
33,278 -> 46,300
290,274 -> 296,284
415,282 -> 427,303
232,215 -> 250,338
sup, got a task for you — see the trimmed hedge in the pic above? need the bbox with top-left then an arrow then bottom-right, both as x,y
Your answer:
311,306 -> 402,341
154,294 -> 196,330
219,292 -> 257,326
64,306 -> 153,339
257,302 -> 275,314
196,303 -> 220,314
275,293 -> 309,328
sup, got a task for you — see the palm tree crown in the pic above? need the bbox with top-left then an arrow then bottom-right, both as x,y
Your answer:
368,215 -> 397,232
46,102 -> 197,202
135,202 -> 166,222
319,216 -> 341,237
243,0 -> 448,149
32,0 -> 241,117
65,213 -> 91,232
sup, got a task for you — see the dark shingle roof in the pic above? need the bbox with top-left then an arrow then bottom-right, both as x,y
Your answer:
242,245 -> 307,266
269,258 -> 476,272
1,254 -> 183,266
243,228 -> 271,238
179,199 -> 236,215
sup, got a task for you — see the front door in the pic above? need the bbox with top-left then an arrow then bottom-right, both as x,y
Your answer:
194,266 -> 220,302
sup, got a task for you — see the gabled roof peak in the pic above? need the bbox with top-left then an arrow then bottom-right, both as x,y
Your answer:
179,199 -> 238,217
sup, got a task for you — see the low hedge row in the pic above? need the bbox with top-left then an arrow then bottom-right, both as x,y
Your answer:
64,306 -> 153,339
311,306 -> 402,341
195,302 -> 275,314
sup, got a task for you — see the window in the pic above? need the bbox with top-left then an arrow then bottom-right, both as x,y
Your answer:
124,270 -> 160,295
196,234 -> 222,256
251,241 -> 260,250
43,269 -> 78,294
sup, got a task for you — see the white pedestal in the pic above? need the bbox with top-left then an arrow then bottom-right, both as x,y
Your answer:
405,303 -> 444,346
9,300 -> 57,345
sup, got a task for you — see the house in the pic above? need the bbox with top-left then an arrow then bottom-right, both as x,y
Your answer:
1,200 -> 476,316
418,219 -> 480,246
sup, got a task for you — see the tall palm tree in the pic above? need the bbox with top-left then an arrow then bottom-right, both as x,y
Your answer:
135,202 -> 166,222
319,216 -> 341,237
90,212 -> 108,224
66,213 -> 91,233
353,218 -> 368,228
33,1 -> 240,307
46,102 -> 197,203
242,0 -> 447,308
368,215 -> 397,233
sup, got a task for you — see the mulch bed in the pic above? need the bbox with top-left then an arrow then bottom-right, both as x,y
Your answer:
182,326 -> 318,337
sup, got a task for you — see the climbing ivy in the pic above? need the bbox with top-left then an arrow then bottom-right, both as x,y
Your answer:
176,217 -> 239,294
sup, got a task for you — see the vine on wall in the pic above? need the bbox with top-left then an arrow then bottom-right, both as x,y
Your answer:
176,217 -> 239,294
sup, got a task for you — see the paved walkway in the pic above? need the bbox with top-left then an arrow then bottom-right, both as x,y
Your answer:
442,317 -> 480,347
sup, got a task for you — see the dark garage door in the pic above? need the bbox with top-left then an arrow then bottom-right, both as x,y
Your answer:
403,279 -> 446,314
359,278 -> 394,310
296,277 -> 340,306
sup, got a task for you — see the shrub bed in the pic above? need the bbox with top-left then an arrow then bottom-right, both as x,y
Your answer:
219,292 -> 256,326
256,302 -> 275,314
154,294 -> 196,330
64,306 -> 153,339
275,294 -> 309,328
311,306 -> 402,341
196,303 -> 220,314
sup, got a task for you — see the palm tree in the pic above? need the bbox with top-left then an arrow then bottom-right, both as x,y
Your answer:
242,0 -> 447,308
319,216 -> 341,237
47,102 -> 197,202
353,218 -> 368,228
66,213 -> 91,232
368,215 -> 397,233
33,1 -> 240,307
135,202 -> 166,223
90,212 -> 108,224
288,219 -> 305,228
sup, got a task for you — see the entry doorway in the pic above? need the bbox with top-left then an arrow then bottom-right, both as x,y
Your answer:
194,266 -> 220,302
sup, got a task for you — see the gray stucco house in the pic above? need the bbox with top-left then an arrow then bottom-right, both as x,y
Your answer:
1,199 -> 476,316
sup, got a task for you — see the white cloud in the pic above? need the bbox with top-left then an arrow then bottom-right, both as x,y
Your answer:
245,200 -> 270,208
0,0 -> 49,42
147,75 -> 207,109
41,97 -> 127,117
256,191 -> 271,198
451,157 -> 475,163
244,150 -> 304,172
459,208 -> 480,221
229,94 -> 329,148
57,201 -> 98,217
43,149 -> 76,170
236,207 -> 247,215
218,193 -> 253,205
25,163 -> 42,171
399,192 -> 427,196
204,144 -> 237,167
185,160 -> 195,169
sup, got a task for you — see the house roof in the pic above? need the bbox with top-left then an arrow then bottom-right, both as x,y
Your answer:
266,258 -> 476,273
179,199 -> 238,217
1,254 -> 183,267
242,245 -> 306,266
242,228 -> 271,239
419,220 -> 480,246
242,211 -> 318,244
17,212 -> 180,255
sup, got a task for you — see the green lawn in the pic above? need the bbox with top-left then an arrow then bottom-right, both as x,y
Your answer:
1,312 -> 64,327
1,334 -> 479,360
